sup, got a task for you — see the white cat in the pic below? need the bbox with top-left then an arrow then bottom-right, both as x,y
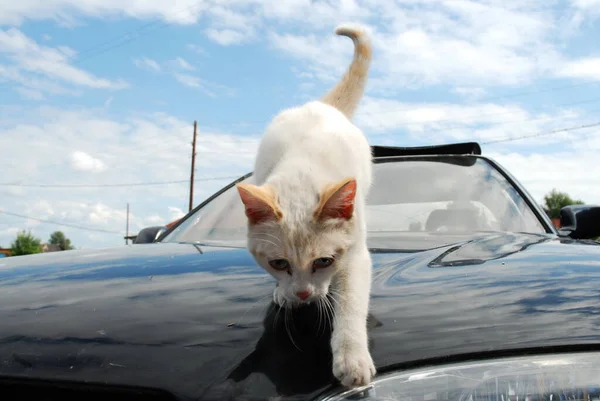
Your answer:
236,24 -> 375,388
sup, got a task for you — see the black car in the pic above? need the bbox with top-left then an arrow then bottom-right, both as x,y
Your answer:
2,142 -> 600,401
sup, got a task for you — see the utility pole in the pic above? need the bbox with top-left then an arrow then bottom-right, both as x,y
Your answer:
189,120 -> 197,212
125,203 -> 130,245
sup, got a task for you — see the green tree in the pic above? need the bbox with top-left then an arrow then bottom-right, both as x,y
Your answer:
48,231 -> 74,251
11,230 -> 42,256
543,189 -> 584,219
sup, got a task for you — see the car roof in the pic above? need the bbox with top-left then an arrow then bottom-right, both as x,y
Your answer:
371,141 -> 481,158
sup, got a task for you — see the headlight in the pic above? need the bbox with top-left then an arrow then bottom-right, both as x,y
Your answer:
319,351 -> 600,401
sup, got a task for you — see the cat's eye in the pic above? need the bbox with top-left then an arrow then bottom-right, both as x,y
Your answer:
312,257 -> 335,269
268,259 -> 290,271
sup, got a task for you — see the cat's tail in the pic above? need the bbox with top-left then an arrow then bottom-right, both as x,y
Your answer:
321,24 -> 372,120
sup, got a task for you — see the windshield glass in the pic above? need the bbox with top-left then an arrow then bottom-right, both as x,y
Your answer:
162,156 -> 547,251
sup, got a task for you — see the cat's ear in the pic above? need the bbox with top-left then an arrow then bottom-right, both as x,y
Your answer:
236,183 -> 283,225
314,178 -> 357,221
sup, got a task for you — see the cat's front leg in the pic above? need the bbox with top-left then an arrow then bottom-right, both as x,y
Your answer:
330,246 -> 376,387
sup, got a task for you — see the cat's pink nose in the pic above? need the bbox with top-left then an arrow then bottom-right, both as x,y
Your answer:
296,290 -> 312,300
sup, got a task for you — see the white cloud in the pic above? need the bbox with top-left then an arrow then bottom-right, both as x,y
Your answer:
0,0 -> 207,26
15,87 -> 45,100
174,73 -> 213,95
0,65 -> 82,96
145,215 -> 166,225
131,56 -> 234,96
104,96 -> 113,109
88,203 -> 127,225
186,44 -> 208,56
0,0 -> 370,29
0,1 -> 585,92
29,200 -> 55,216
355,97 -> 591,150
556,57 -> 600,81
0,106 -> 258,249
0,28 -> 127,96
452,87 -> 487,99
569,0 -> 600,20
266,2 -> 561,91
571,0 -> 600,8
490,150 -> 600,206
0,228 -> 20,244
360,98 -> 532,132
168,207 -> 186,222
204,28 -> 250,46
70,151 -> 107,173
133,57 -> 161,73
173,73 -> 236,97
170,57 -> 195,71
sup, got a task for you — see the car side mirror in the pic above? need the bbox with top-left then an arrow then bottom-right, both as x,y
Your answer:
133,226 -> 167,244
558,205 -> 600,240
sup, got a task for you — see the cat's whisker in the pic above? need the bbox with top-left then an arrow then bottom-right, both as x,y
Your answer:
326,290 -> 342,308
284,305 -> 302,352
250,237 -> 279,248
315,298 -> 321,330
316,298 -> 326,337
255,232 -> 283,245
251,232 -> 280,242
323,297 -> 335,331
321,298 -> 333,337
234,293 -> 272,326
273,302 -> 284,333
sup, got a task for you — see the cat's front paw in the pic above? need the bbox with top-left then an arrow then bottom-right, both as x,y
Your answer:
332,344 -> 376,388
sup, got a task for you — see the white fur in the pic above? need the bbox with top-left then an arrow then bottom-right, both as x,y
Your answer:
240,25 -> 375,387
254,101 -> 372,212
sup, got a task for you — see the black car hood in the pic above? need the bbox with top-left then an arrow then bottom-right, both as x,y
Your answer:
1,233 -> 600,400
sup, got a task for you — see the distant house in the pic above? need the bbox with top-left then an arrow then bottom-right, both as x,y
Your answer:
542,208 -> 561,229
0,245 -> 62,256
41,244 -> 62,252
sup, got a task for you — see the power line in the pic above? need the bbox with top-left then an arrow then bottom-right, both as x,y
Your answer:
368,105 -> 600,138
1,145 -> 257,177
357,96 -> 600,129
0,2 -> 205,92
0,210 -> 123,234
482,121 -> 600,145
0,175 -> 241,188
1,180 -> 187,188
455,81 -> 600,104
118,96 -> 600,156
185,94 -> 600,131
71,4 -> 202,65
544,130 -> 600,147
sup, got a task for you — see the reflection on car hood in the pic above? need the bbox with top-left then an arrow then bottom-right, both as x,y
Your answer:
0,233 -> 599,400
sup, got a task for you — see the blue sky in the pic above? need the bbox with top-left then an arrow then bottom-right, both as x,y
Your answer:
1,0 -> 600,249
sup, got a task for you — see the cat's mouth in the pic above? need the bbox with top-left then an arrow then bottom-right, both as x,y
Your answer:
278,294 -> 329,309
274,287 -> 330,309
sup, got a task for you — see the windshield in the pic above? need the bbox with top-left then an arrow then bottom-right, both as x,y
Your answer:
162,156 -> 547,251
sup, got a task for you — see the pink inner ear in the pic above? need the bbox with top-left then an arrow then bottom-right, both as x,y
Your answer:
319,179 -> 357,220
237,185 -> 279,225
